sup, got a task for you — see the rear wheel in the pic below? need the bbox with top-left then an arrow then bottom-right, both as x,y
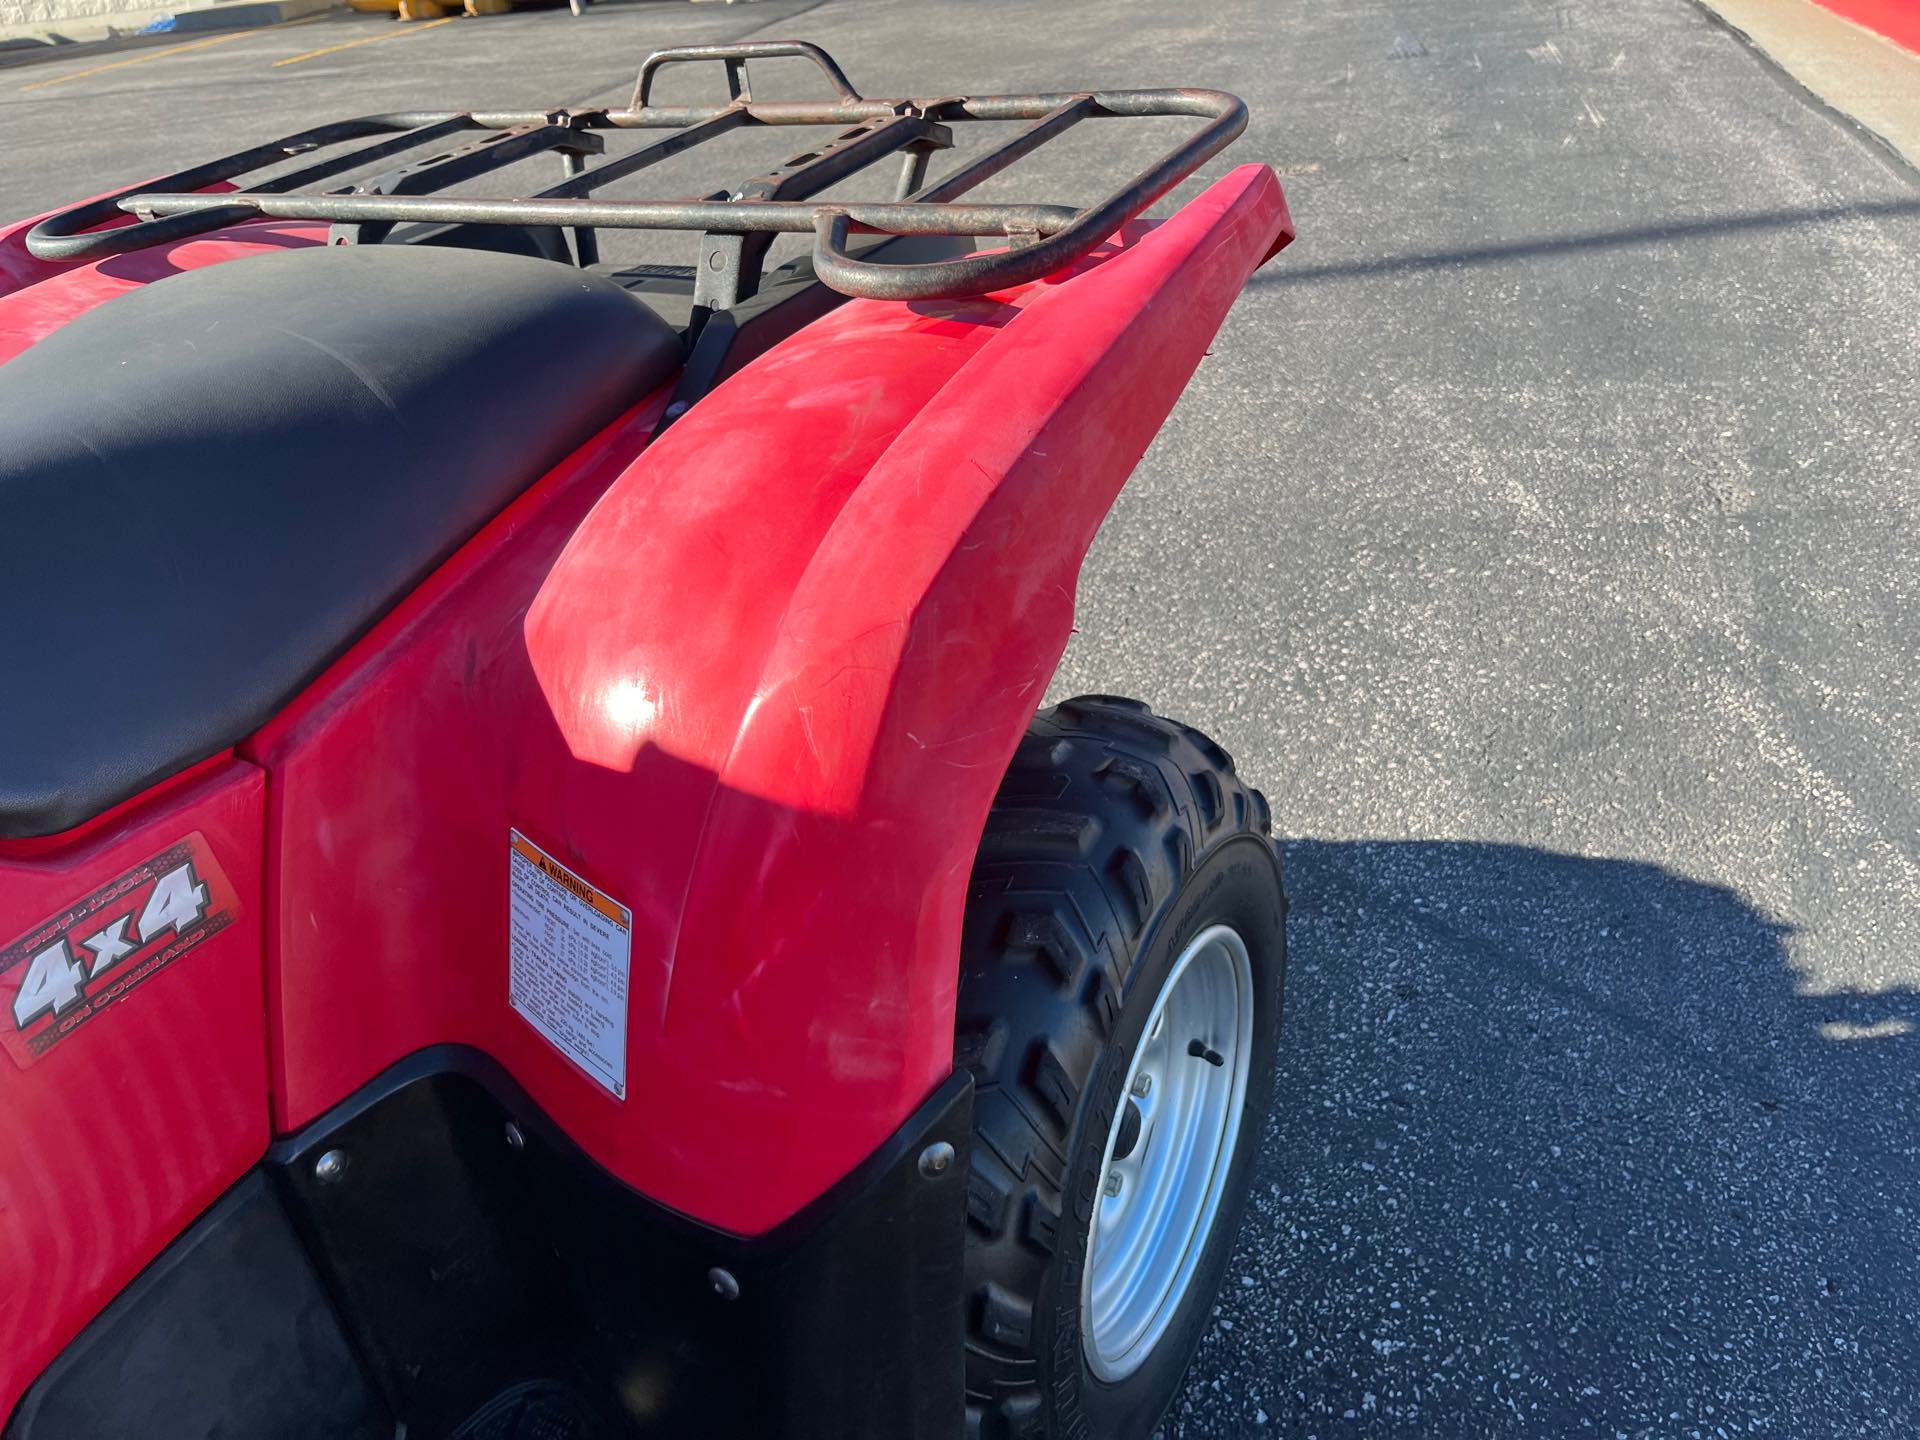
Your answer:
956,696 -> 1287,1440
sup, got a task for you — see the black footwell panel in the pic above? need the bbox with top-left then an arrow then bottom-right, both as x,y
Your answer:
7,1047 -> 972,1440
3,1174 -> 388,1440
453,1380 -> 619,1440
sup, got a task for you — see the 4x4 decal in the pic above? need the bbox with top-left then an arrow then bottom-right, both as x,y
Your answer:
0,835 -> 239,1068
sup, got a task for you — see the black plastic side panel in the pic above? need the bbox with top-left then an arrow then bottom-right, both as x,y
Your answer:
273,1061 -> 631,1440
7,1052 -> 970,1440
5,1173 -> 389,1440
271,1048 -> 973,1440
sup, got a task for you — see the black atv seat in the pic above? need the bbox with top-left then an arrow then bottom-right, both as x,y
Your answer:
0,244 -> 681,838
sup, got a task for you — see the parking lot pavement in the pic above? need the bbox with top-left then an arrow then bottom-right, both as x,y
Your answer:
0,0 -> 833,216
4,0 -> 1917,1435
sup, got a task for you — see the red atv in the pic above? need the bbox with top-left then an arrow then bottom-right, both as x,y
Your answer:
0,42 -> 1293,1440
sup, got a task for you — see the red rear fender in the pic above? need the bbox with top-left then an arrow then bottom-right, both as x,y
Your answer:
520,163 -> 1293,1230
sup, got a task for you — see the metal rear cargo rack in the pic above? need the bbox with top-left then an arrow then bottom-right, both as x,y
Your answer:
26,41 -> 1247,306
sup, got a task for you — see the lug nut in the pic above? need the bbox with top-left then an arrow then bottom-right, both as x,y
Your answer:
1131,1073 -> 1153,1099
1103,1169 -> 1123,1198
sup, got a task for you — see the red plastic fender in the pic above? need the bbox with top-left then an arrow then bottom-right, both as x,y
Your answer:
523,163 -> 1292,1230
0,180 -> 289,299
0,760 -> 268,1421
0,220 -> 327,362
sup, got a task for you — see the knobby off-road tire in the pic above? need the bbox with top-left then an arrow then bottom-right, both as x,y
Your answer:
956,696 -> 1287,1440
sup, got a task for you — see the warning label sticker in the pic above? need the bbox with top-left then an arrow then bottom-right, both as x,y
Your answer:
508,829 -> 631,1100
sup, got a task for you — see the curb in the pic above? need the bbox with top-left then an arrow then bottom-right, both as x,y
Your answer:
0,0 -> 334,57
1694,0 -> 1920,175
1809,0 -> 1920,57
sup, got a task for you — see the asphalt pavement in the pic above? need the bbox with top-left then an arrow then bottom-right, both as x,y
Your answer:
3,0 -> 1917,1436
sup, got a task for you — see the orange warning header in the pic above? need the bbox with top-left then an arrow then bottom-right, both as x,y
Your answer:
510,833 -> 631,928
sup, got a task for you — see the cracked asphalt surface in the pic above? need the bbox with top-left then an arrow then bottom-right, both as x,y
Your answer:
4,0 -> 1916,1435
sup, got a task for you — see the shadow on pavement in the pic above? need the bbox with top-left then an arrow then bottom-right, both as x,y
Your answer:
1173,838 -> 1918,1437
1250,198 -> 1920,286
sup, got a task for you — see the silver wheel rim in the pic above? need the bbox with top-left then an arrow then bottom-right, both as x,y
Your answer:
1082,923 -> 1255,1381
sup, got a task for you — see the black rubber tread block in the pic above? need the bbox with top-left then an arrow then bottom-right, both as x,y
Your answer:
953,696 -> 1274,1440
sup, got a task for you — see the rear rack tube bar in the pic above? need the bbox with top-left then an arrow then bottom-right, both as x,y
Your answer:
814,90 -> 1248,300
530,110 -> 750,201
27,116 -> 473,263
30,46 -> 1248,302
124,193 -> 1082,239
336,122 -> 606,246
908,97 -> 1095,205
630,40 -> 862,109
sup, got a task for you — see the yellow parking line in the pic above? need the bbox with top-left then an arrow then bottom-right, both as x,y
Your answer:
21,13 -> 325,92
272,14 -> 456,69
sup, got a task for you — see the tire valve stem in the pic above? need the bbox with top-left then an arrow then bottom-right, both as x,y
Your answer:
1188,1038 -> 1226,1068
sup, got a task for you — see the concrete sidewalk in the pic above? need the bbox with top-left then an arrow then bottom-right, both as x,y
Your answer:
1,0 -> 332,59
1703,0 -> 1920,167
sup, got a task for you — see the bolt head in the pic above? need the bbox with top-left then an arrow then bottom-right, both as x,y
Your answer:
505,1122 -> 526,1151
1131,1073 -> 1153,1099
918,1141 -> 956,1178
708,1266 -> 741,1301
314,1150 -> 349,1185
1103,1169 -> 1123,1198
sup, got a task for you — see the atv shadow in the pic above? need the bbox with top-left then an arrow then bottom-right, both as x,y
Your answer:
1171,839 -> 1919,1438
